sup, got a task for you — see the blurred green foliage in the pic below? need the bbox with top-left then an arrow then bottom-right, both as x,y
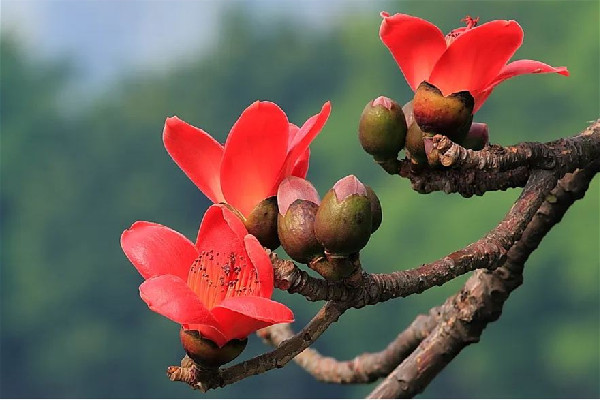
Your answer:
1,1 -> 598,398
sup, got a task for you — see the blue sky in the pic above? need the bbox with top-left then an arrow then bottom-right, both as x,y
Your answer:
2,0 -> 375,88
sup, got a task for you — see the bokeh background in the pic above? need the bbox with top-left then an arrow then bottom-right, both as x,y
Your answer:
1,0 -> 598,398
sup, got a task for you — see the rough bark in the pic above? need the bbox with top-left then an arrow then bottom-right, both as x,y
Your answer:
367,163 -> 599,398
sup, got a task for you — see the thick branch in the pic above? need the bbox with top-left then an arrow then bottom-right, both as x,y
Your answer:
431,120 -> 600,171
167,301 -> 349,391
399,163 -> 529,196
273,169 -> 558,307
367,163 -> 599,398
395,120 -> 599,196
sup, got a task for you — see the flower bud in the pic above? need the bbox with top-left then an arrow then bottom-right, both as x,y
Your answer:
405,121 -> 430,165
358,96 -> 407,162
314,175 -> 372,256
413,81 -> 474,142
278,200 -> 323,263
460,122 -> 489,150
180,329 -> 247,367
364,185 -> 382,233
276,177 -> 323,263
244,196 -> 280,250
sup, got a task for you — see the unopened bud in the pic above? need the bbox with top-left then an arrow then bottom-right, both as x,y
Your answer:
358,96 -> 407,162
314,175 -> 372,256
180,329 -> 247,367
278,200 -> 323,263
405,121 -> 430,165
244,196 -> 280,250
364,185 -> 382,233
276,177 -> 323,263
413,81 -> 474,142
460,122 -> 489,150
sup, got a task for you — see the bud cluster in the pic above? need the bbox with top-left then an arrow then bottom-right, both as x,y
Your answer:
277,175 -> 381,280
358,83 -> 489,166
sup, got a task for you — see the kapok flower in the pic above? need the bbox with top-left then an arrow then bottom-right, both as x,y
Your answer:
163,101 -> 331,218
120,204 -> 294,348
380,13 -> 569,113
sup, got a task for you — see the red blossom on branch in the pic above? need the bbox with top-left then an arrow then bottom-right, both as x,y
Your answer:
120,204 -> 294,347
379,12 -> 569,112
163,101 -> 331,217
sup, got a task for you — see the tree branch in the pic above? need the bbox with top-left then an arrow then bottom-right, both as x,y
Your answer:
258,307 -> 441,384
167,301 -> 349,392
395,120 -> 599,196
272,168 -> 560,307
367,163 -> 599,398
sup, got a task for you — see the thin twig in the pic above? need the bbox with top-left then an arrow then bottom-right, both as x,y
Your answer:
258,307 -> 441,384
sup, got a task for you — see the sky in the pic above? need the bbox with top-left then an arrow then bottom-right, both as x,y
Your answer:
1,0 -> 375,89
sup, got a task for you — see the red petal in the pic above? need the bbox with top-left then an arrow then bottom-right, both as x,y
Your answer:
290,148 -> 310,178
220,102 -> 290,217
121,221 -> 197,281
279,102 -> 330,180
379,13 -> 446,91
195,204 -> 247,247
473,59 -> 569,112
287,123 -> 300,150
429,20 -> 523,96
163,117 -> 225,203
211,296 -> 294,341
277,176 -> 320,215
184,323 -> 229,348
332,175 -> 367,201
139,275 -> 218,326
190,205 -> 254,309
243,234 -> 274,298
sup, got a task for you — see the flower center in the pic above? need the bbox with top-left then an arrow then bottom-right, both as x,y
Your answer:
188,250 -> 260,309
445,15 -> 479,45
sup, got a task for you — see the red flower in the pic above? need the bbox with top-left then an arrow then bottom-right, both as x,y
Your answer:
380,13 -> 569,112
163,101 -> 331,218
120,204 -> 294,347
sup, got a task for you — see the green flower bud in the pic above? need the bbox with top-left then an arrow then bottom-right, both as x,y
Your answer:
364,185 -> 382,233
314,175 -> 372,256
278,199 -> 324,263
179,329 -> 247,367
413,81 -> 474,142
244,196 -> 280,250
276,176 -> 324,263
460,122 -> 489,150
358,96 -> 407,162
405,121 -> 430,165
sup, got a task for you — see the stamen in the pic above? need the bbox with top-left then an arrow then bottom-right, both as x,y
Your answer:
445,15 -> 480,45
461,15 -> 479,29
187,248 -> 261,309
